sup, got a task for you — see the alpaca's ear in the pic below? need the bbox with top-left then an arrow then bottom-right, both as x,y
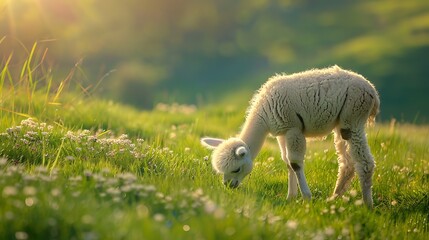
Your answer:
201,137 -> 224,150
235,146 -> 247,158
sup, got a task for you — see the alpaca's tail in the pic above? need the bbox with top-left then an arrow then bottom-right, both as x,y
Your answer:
367,91 -> 380,127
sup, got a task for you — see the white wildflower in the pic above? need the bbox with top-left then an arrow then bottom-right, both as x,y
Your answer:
106,188 -> 120,196
354,199 -> 364,206
15,231 -> 28,240
286,220 -> 298,230
25,197 -> 36,207
23,186 -> 37,196
153,213 -> 165,222
2,186 -> 18,197
183,225 -> 191,232
0,158 -> 7,166
51,188 -> 61,197
325,227 -> 335,236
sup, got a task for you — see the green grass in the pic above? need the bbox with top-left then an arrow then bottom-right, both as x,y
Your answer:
0,48 -> 428,240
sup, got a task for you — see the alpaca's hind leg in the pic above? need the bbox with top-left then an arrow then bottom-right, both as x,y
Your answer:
277,136 -> 298,200
348,129 -> 375,208
285,129 -> 311,200
332,128 -> 355,198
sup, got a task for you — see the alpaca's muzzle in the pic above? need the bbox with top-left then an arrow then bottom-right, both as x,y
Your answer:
223,179 -> 239,188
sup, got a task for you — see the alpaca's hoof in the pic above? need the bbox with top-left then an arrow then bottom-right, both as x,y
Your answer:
302,191 -> 312,201
286,195 -> 298,201
303,195 -> 312,201
364,198 -> 374,209
327,194 -> 339,202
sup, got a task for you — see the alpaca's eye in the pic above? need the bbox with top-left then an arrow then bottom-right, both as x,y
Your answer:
231,167 -> 241,174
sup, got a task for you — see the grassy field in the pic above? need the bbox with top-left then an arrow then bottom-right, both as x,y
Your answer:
0,58 -> 428,239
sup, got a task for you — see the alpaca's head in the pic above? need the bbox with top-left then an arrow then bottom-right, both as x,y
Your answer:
201,137 -> 253,188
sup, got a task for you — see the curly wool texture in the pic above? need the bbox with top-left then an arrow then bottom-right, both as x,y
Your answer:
247,65 -> 379,137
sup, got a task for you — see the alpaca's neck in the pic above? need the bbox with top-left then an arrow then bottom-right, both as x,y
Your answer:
239,114 -> 268,159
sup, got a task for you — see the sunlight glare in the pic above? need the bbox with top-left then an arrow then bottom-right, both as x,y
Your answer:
5,0 -> 16,36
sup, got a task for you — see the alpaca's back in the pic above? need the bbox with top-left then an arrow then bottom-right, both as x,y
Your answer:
249,66 -> 379,137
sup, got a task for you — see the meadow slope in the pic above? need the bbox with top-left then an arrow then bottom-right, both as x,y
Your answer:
0,90 -> 428,239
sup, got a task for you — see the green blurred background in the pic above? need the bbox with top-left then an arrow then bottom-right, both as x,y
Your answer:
1,0 -> 428,122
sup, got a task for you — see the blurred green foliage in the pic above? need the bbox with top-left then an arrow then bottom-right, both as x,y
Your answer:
1,0 -> 428,121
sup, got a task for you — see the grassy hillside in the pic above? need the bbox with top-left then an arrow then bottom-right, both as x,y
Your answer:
2,0 -> 429,121
1,73 -> 428,239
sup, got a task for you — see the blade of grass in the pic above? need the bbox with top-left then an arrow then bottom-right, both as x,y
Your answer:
19,59 -> 28,82
42,136 -> 46,166
50,137 -> 65,174
33,47 -> 48,71
45,73 -> 53,107
27,43 -> 39,113
96,130 -> 111,138
26,42 -> 38,87
0,107 -> 34,119
51,60 -> 80,105
51,80 -> 65,105
1,53 -> 14,96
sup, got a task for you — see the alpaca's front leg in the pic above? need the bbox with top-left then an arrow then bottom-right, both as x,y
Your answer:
285,129 -> 311,200
277,136 -> 298,200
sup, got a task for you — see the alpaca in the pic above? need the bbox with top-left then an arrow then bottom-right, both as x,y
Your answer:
201,66 -> 379,208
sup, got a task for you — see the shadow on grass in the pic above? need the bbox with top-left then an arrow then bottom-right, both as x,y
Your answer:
389,191 -> 429,222
372,191 -> 429,232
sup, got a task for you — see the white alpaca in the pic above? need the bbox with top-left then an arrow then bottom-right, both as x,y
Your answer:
201,66 -> 379,208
